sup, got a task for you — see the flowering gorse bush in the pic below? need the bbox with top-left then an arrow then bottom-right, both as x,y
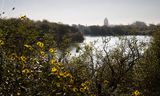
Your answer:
0,37 -> 94,95
0,18 -> 92,95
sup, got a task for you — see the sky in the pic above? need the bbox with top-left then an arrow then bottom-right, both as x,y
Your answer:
0,0 -> 160,25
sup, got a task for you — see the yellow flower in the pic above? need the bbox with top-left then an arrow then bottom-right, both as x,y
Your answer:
24,44 -> 33,50
104,80 -> 109,84
132,90 -> 141,96
10,53 -> 17,60
72,87 -> 78,92
40,51 -> 45,56
36,41 -> 44,48
59,72 -> 65,77
80,88 -> 85,92
85,81 -> 91,85
49,48 -> 56,53
84,86 -> 89,91
50,59 -> 56,64
20,15 -> 27,20
0,40 -> 4,46
63,71 -> 72,78
81,83 -> 86,87
20,56 -> 27,62
51,67 -> 58,73
22,69 -> 30,74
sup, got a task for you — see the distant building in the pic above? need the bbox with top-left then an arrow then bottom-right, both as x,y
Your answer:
104,18 -> 109,26
132,21 -> 147,28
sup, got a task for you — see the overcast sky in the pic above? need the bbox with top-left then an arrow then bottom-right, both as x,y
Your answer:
0,0 -> 160,25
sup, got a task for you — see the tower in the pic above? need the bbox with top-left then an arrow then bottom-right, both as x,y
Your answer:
104,18 -> 109,26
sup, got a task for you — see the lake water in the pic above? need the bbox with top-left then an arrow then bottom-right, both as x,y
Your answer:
70,36 -> 152,57
83,36 -> 151,49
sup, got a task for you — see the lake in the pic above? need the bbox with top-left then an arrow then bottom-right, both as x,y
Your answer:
83,36 -> 151,48
70,36 -> 152,57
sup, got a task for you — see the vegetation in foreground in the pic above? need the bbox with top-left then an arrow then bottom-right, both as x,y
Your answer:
0,17 -> 160,96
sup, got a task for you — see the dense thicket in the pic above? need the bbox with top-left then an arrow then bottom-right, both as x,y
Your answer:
138,25 -> 160,95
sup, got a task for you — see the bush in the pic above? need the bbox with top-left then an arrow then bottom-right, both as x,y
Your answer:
1,17 -> 159,95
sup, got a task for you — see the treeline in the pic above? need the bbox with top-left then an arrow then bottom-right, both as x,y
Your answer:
73,21 -> 158,36
0,18 -> 84,47
34,20 -> 84,43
